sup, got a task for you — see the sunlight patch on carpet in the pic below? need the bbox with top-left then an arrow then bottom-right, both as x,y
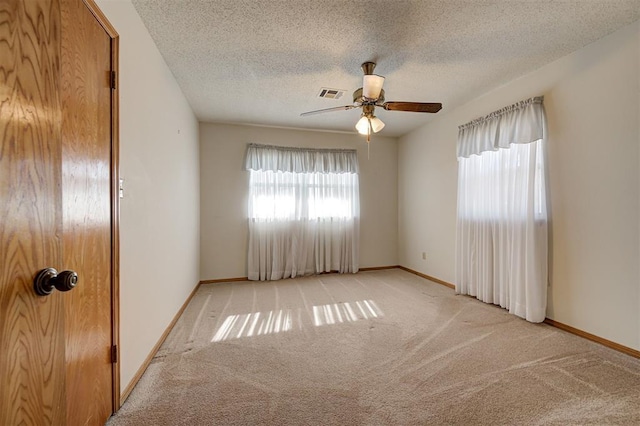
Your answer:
313,300 -> 383,327
211,300 -> 383,342
212,309 -> 293,342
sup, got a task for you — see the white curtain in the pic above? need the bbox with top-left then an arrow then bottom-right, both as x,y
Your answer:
456,97 -> 548,323
246,144 -> 360,281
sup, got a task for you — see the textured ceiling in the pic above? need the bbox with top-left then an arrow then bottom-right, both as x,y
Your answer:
131,0 -> 640,137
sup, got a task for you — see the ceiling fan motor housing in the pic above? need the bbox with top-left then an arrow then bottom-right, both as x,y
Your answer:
361,104 -> 375,117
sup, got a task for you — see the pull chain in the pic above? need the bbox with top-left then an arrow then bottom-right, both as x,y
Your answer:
367,120 -> 372,160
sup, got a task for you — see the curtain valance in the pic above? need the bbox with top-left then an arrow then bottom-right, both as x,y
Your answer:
245,143 -> 359,174
457,96 -> 545,158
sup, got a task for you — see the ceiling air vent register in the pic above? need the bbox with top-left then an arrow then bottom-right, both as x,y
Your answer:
317,88 -> 346,100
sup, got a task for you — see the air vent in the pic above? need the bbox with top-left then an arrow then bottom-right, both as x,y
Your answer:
317,87 -> 346,100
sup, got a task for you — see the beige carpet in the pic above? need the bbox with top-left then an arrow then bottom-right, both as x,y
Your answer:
108,269 -> 640,425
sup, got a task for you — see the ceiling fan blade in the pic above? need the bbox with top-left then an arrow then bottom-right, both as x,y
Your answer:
382,102 -> 442,113
300,105 -> 358,116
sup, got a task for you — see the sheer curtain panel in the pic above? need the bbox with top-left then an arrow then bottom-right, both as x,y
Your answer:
456,97 -> 549,322
245,144 -> 360,281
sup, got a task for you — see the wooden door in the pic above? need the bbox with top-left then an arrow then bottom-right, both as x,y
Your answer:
0,0 -> 116,424
0,1 -> 67,424
61,0 -> 114,424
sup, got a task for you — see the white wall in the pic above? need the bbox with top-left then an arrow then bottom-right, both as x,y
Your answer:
96,0 -> 200,394
200,123 -> 398,280
399,22 -> 640,350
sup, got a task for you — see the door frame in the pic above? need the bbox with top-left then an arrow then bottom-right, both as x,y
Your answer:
80,0 -> 121,412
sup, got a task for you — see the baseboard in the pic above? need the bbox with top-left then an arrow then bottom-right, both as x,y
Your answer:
199,267 -> 399,284
200,277 -> 248,284
397,266 -> 456,289
544,318 -> 640,359
199,267 -> 450,288
120,281 -> 202,404
360,265 -> 400,271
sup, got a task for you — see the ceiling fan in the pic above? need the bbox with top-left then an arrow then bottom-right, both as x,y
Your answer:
301,62 -> 442,142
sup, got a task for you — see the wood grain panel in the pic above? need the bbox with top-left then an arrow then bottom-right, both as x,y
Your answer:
0,0 -> 67,424
60,0 -> 113,423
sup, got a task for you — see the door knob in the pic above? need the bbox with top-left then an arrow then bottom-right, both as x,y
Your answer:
34,268 -> 79,296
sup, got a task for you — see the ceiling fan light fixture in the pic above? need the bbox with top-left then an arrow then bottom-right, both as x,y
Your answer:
370,115 -> 385,133
355,114 -> 385,135
355,115 -> 371,135
363,75 -> 385,99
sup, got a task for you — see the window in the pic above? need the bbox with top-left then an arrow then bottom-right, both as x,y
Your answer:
248,170 -> 358,221
456,97 -> 548,323
457,141 -> 546,222
245,144 -> 360,281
